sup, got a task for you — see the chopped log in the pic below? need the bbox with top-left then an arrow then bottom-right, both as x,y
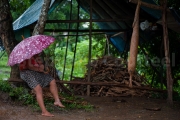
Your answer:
109,87 -> 129,94
121,80 -> 129,85
69,56 -> 171,97
132,80 -> 141,86
97,86 -> 104,96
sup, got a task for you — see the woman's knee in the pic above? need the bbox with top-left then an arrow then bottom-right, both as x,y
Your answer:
50,79 -> 56,85
34,85 -> 43,93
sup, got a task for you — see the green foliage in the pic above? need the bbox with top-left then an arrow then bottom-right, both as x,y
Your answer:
0,51 -> 10,69
0,79 -> 36,105
0,51 -> 10,80
60,93 -> 94,111
167,0 -> 180,10
0,79 -> 94,111
46,0 -> 91,30
0,80 -> 11,92
9,0 -> 36,21
136,30 -> 180,99
53,36 -> 106,80
66,102 -> 93,111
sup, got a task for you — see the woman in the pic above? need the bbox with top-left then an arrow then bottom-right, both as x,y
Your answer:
19,54 -> 65,117
34,53 -> 47,73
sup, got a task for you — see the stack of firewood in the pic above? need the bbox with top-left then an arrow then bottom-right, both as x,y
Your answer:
69,55 -> 151,97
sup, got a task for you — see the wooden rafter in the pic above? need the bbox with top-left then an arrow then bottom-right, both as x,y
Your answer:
129,0 -> 170,11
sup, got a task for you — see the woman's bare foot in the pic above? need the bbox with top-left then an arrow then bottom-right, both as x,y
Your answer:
41,111 -> 54,117
54,101 -> 65,108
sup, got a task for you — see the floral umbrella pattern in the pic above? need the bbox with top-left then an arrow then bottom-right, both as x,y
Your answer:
7,35 -> 55,66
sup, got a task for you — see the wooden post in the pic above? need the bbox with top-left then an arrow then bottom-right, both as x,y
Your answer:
162,0 -> 173,105
128,0 -> 141,87
129,0 -> 170,11
129,0 -> 173,104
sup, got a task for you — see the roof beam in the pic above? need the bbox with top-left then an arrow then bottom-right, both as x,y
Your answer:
46,19 -> 132,23
41,29 -> 130,32
129,0 -> 170,12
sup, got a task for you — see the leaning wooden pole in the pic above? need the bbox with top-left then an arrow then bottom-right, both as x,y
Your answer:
162,0 -> 173,105
33,0 -> 51,35
128,0 -> 141,87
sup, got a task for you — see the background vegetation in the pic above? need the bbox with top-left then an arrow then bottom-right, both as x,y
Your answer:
0,0 -> 180,102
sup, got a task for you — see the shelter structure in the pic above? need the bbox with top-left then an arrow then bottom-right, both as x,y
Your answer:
1,0 -> 180,56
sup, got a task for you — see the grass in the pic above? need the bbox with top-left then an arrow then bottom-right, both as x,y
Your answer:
0,79 -> 94,112
0,51 -> 10,80
0,78 -> 94,112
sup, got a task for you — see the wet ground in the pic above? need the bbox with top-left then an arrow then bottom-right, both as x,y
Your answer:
0,95 -> 180,120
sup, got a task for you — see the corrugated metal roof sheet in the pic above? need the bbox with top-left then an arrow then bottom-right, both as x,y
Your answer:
77,0 -> 162,52
13,0 -> 161,31
13,0 -> 55,31
157,9 -> 180,33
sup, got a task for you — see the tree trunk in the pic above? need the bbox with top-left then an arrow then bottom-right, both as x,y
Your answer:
0,0 -> 20,80
32,0 -> 56,76
162,0 -> 173,105
32,0 -> 51,35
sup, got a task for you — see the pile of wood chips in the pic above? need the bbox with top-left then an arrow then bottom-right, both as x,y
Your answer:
69,55 -> 151,97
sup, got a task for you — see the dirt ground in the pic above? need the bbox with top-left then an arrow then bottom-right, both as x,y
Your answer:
0,94 -> 180,120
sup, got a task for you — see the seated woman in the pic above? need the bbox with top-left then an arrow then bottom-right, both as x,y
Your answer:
34,54 -> 47,73
19,53 -> 65,117
19,55 -> 39,71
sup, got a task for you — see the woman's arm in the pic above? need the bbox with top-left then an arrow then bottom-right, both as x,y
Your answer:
27,56 -> 40,71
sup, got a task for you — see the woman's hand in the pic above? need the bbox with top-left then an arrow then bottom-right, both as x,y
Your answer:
27,56 -> 40,72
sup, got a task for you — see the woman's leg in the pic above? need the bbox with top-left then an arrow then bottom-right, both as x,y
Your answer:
49,79 -> 65,108
34,85 -> 54,117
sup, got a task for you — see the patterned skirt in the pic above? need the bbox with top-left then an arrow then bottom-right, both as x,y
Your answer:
20,70 -> 54,89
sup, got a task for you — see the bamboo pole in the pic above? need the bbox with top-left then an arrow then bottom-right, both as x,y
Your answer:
128,0 -> 141,87
70,2 -> 80,81
62,0 -> 73,80
87,0 -> 93,96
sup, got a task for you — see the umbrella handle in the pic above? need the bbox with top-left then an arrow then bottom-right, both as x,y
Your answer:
21,35 -> 25,40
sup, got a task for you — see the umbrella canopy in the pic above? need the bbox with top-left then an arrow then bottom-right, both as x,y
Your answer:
7,35 -> 55,66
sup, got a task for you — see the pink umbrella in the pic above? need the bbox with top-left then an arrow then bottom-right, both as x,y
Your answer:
7,35 -> 55,66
